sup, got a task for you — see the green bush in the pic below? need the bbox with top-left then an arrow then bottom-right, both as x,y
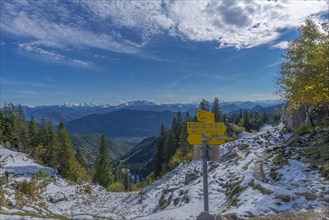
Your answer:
295,122 -> 312,135
32,170 -> 49,180
15,180 -> 37,197
107,181 -> 125,192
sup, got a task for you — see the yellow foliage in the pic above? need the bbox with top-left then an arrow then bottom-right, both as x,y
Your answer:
276,19 -> 329,108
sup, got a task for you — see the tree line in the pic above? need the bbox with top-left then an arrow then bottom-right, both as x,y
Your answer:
0,103 -> 122,190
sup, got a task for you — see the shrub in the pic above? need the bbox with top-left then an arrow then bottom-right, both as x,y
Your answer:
295,122 -> 312,136
107,181 -> 125,192
15,180 -> 37,197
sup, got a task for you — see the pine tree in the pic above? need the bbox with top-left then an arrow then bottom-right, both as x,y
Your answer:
164,130 -> 176,170
44,119 -> 58,168
212,97 -> 223,122
154,123 -> 166,178
179,120 -> 192,163
0,109 -> 4,143
75,148 -> 86,168
57,122 -> 78,181
3,103 -> 19,147
93,135 -> 113,187
28,117 -> 41,156
17,104 -> 28,151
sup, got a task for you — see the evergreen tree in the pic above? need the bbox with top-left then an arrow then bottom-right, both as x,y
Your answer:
28,117 -> 40,155
0,109 -> 4,143
164,130 -> 176,170
28,117 -> 39,147
212,97 -> 223,122
154,123 -> 166,178
178,120 -> 192,163
17,105 -> 28,151
243,111 -> 251,131
57,122 -> 78,181
44,119 -> 58,168
75,148 -> 86,168
93,135 -> 113,187
3,103 -> 19,147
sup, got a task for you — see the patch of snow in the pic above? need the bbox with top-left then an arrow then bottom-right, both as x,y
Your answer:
0,124 -> 328,219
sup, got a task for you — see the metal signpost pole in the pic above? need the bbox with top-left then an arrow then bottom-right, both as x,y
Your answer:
201,133 -> 209,213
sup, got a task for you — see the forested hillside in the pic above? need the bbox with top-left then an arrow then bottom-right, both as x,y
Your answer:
71,134 -> 132,168
116,137 -> 158,179
66,109 -> 176,137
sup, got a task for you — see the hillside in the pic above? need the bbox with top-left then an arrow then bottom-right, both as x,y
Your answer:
116,137 -> 158,179
65,109 -> 176,137
70,134 -> 133,168
1,125 -> 328,219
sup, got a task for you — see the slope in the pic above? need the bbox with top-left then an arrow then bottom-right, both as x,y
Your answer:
70,134 -> 133,168
0,125 -> 328,219
116,137 -> 158,179
65,109 -> 176,137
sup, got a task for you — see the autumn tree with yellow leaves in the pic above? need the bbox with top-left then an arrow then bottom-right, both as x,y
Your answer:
276,19 -> 329,126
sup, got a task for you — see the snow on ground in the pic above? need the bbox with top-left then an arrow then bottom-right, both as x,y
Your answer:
1,124 -> 328,219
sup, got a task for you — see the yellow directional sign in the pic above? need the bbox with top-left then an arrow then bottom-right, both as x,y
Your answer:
187,122 -> 226,134
196,110 -> 214,123
187,133 -> 226,145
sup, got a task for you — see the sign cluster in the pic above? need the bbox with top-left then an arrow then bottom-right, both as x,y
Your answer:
187,109 -> 227,145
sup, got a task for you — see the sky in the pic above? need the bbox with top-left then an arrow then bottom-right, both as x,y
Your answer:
0,0 -> 328,106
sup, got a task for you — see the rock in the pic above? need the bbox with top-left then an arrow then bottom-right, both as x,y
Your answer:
281,105 -> 307,129
220,152 -> 238,162
238,144 -> 249,151
197,212 -> 216,220
72,215 -> 94,219
185,173 -> 199,184
49,192 -> 68,203
253,160 -> 266,182
208,163 -> 220,172
296,192 -> 318,201
162,187 -> 178,194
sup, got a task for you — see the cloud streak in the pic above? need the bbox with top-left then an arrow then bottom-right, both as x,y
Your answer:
0,0 -> 327,60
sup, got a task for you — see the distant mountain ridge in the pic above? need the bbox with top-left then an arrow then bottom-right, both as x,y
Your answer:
65,109 -> 177,138
20,100 -> 284,124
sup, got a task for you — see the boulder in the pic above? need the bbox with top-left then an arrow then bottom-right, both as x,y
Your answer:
185,173 -> 199,184
49,192 -> 68,203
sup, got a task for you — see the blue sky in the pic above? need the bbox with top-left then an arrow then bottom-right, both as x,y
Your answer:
0,0 -> 328,106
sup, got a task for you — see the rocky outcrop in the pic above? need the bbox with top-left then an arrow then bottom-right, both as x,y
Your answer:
281,105 -> 307,129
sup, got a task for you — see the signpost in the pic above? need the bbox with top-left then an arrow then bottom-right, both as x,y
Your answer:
187,122 -> 226,134
187,99 -> 227,215
187,133 -> 225,145
196,110 -> 214,123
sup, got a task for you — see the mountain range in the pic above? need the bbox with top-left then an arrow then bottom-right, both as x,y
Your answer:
21,100 -> 284,124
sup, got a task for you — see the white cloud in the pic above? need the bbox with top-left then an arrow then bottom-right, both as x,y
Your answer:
0,0 -> 327,56
72,59 -> 91,67
17,42 -> 92,67
271,41 -> 289,50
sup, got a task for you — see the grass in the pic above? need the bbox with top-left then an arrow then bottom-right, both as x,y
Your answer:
248,211 -> 329,220
248,180 -> 273,195
225,179 -> 246,206
269,167 -> 282,181
15,180 -> 38,197
0,185 -> 5,206
299,130 -> 329,179
294,122 -> 312,136
242,160 -> 253,171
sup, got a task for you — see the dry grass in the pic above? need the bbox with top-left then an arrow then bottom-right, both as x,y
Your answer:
248,211 -> 329,220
